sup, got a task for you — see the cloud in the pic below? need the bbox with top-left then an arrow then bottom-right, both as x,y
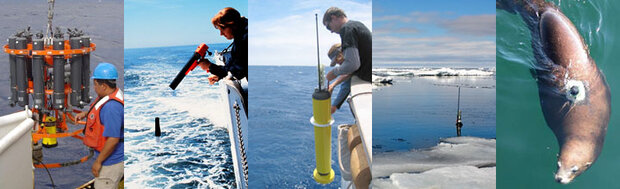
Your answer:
373,35 -> 496,66
373,10 -> 496,67
250,0 -> 371,66
374,12 -> 442,23
441,14 -> 496,36
375,12 -> 494,37
373,27 -> 421,36
397,27 -> 421,34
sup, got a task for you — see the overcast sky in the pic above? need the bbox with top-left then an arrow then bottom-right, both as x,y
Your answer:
249,0 -> 372,66
373,0 -> 496,67
124,0 -> 248,48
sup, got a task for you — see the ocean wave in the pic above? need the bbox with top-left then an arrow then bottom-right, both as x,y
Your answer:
124,52 -> 234,188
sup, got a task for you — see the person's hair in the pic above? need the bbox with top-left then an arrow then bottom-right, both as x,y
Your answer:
328,43 -> 342,59
212,7 -> 243,31
323,7 -> 347,26
94,79 -> 116,89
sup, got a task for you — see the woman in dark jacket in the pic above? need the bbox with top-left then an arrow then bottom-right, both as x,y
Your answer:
199,7 -> 248,83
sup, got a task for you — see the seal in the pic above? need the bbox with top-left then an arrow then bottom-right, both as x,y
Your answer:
498,0 -> 611,184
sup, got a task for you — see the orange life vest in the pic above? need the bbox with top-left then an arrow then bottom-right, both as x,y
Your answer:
83,88 -> 124,151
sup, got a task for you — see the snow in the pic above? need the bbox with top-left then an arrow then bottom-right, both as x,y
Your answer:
372,137 -> 496,189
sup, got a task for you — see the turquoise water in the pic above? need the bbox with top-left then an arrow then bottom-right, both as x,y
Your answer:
497,0 -> 620,188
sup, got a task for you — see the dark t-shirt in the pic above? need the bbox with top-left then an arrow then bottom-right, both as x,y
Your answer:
339,20 -> 372,82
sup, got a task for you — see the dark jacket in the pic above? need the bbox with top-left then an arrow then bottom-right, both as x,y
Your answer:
210,18 -> 248,80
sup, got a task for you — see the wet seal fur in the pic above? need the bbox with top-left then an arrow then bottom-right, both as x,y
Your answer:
498,0 -> 611,184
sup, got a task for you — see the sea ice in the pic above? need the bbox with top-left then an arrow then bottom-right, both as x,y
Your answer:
372,137 -> 496,188
372,166 -> 496,189
373,67 -> 495,77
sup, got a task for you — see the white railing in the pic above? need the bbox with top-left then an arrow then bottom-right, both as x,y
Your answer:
0,108 -> 34,188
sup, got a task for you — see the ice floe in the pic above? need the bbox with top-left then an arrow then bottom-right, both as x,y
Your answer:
373,67 -> 495,77
372,136 -> 496,189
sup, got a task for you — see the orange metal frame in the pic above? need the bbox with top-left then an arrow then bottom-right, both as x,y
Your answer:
4,40 -> 96,168
3,40 -> 96,57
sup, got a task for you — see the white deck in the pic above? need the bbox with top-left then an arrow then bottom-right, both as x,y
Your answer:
348,76 -> 372,163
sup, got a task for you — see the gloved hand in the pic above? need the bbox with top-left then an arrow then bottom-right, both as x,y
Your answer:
198,59 -> 212,72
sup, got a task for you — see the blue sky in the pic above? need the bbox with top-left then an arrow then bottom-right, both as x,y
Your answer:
249,0 -> 372,66
124,0 -> 248,48
374,0 -> 496,67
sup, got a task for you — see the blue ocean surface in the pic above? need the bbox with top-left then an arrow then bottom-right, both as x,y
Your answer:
373,67 -> 496,153
124,44 -> 236,188
248,66 -> 355,188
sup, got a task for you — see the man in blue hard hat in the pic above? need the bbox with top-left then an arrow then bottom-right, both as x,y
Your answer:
75,62 -> 124,189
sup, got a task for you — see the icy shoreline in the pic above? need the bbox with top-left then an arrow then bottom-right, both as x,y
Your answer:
373,67 -> 495,77
372,136 -> 496,188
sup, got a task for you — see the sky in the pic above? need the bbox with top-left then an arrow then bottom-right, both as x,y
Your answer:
124,0 -> 248,48
373,0 -> 496,67
123,0 -> 493,66
249,0 -> 372,66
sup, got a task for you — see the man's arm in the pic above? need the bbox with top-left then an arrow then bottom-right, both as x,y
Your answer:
92,137 -> 119,177
331,47 -> 361,76
329,74 -> 352,94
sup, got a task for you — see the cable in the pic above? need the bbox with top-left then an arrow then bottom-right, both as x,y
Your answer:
33,157 -> 56,189
338,125 -> 351,176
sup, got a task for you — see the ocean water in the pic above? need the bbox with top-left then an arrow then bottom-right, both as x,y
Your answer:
373,67 -> 496,153
124,44 -> 236,188
497,0 -> 620,188
248,66 -> 355,188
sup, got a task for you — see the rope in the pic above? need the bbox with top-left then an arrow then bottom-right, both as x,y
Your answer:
46,0 -> 55,39
338,126 -> 351,176
33,157 -> 56,189
221,42 -> 233,54
33,149 -> 94,169
349,91 -> 372,99
233,103 -> 248,188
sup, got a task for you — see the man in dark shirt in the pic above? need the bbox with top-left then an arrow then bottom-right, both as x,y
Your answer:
323,7 -> 372,83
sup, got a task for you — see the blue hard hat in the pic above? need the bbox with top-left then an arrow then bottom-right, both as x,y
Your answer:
92,63 -> 118,80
